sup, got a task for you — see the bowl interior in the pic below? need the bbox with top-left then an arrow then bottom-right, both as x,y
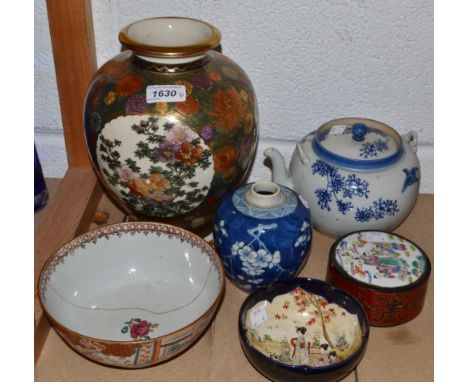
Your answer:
40,224 -> 223,341
239,279 -> 369,370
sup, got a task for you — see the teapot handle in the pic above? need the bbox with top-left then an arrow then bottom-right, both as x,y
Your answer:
402,131 -> 418,153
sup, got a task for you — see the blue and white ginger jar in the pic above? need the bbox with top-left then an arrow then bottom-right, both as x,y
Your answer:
214,182 -> 312,291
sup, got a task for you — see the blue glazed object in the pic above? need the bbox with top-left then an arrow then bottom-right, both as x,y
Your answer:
214,182 -> 312,291
238,278 -> 370,382
34,145 -> 49,213
351,123 -> 368,141
312,127 -> 403,171
264,118 -> 420,237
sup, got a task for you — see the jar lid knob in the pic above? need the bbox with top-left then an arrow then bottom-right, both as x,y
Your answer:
352,123 -> 368,141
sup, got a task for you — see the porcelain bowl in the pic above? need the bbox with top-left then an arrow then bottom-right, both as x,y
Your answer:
238,278 -> 369,382
38,222 -> 225,368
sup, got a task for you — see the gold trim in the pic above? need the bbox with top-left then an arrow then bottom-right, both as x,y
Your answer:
38,222 -> 226,350
119,17 -> 222,58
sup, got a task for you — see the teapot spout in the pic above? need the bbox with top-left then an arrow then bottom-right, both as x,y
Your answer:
263,147 -> 293,189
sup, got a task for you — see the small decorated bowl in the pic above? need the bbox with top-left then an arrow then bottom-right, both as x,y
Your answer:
327,230 -> 431,326
38,222 -> 225,368
238,278 -> 369,382
214,181 -> 312,291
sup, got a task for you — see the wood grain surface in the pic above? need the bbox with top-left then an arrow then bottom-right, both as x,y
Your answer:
34,169 -> 102,363
45,0 -> 97,168
35,190 -> 433,382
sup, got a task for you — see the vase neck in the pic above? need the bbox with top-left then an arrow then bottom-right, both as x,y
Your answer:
244,182 -> 286,209
136,53 -> 207,65
119,17 -> 221,60
131,53 -> 211,73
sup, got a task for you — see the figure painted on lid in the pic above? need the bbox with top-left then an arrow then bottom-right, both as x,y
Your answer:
291,327 -> 310,365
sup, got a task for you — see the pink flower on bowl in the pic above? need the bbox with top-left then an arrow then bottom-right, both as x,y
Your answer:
130,320 -> 150,339
121,318 -> 159,340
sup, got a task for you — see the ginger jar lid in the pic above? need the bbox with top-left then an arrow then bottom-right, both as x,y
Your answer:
332,231 -> 430,290
312,118 -> 404,170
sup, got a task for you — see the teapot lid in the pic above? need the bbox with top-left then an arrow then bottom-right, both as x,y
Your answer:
312,118 -> 403,170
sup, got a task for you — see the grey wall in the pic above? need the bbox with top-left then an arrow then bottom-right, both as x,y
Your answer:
35,0 -> 433,192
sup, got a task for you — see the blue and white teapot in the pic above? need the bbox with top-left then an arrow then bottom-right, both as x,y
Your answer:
264,118 -> 420,237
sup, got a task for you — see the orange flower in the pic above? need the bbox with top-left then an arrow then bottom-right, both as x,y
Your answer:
176,143 -> 203,164
128,178 -> 151,197
128,173 -> 170,197
148,173 -> 170,193
115,75 -> 144,96
214,146 -> 237,173
207,71 -> 221,81
210,87 -> 243,131
176,96 -> 199,116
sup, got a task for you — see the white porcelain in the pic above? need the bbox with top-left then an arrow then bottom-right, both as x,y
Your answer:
128,17 -> 213,64
96,115 -> 215,218
264,118 -> 420,237
38,222 -> 225,368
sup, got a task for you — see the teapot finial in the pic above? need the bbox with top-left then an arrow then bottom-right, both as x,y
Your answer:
352,123 -> 368,141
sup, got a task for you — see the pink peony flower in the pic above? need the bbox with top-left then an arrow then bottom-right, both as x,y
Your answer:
118,166 -> 136,184
165,125 -> 198,145
130,320 -> 150,339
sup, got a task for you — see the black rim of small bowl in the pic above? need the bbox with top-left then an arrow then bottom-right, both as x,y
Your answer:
238,277 -> 370,373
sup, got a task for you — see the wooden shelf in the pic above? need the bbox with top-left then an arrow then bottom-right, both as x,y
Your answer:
35,183 -> 433,381
36,1 -> 433,379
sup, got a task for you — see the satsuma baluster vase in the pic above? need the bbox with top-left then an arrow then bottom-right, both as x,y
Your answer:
84,17 -> 258,234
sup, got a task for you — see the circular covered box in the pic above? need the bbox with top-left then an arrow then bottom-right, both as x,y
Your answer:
326,230 -> 431,327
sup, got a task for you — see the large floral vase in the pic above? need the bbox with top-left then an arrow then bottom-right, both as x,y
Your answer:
83,18 -> 258,234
